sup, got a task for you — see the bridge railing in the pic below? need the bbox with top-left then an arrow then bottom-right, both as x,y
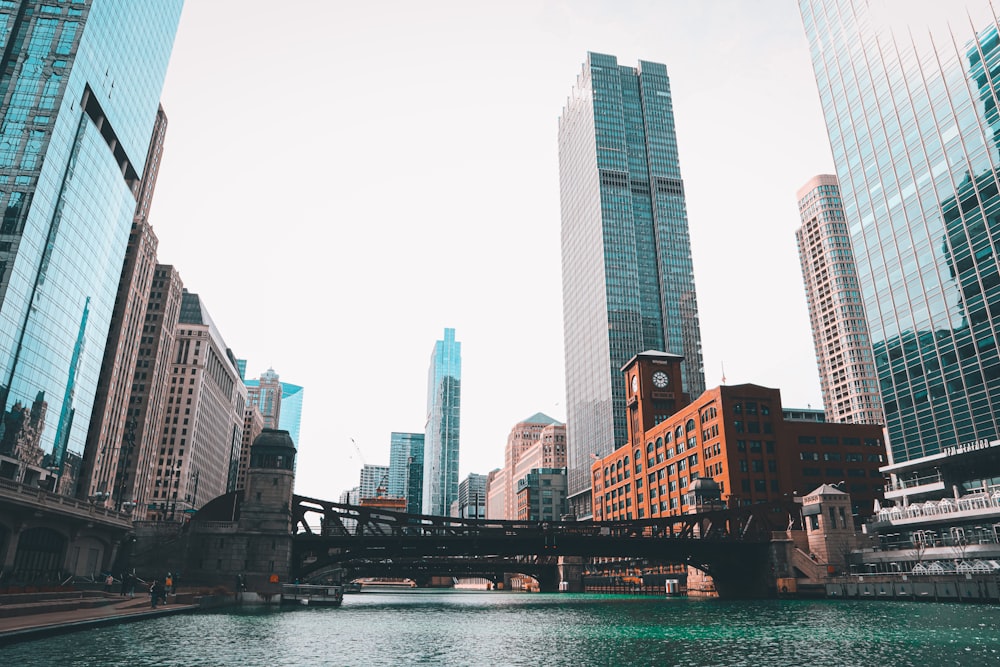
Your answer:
292,495 -> 801,543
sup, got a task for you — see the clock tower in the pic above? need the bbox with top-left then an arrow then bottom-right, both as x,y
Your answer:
622,351 -> 689,445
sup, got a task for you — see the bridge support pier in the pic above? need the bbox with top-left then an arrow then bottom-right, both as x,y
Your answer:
557,556 -> 585,592
703,547 -> 774,599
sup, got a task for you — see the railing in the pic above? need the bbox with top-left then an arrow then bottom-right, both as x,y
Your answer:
0,476 -> 131,525
875,491 -> 1000,523
883,471 -> 944,493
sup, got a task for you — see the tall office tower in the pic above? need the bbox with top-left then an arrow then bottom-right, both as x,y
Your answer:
796,174 -> 884,426
235,401 -> 264,491
422,327 -> 461,516
455,472 -> 487,519
277,382 -> 303,447
406,439 -> 424,515
128,264 -> 182,519
502,413 -> 564,520
800,1 -> 1000,469
243,373 -> 302,451
77,218 -> 159,508
0,1 -> 183,488
359,463 -> 389,500
79,104 -> 171,509
388,431 -> 424,500
134,106 -> 168,221
246,368 -> 282,430
146,291 -> 247,521
559,52 -> 705,518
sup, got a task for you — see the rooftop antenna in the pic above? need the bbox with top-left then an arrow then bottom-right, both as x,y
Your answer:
721,361 -> 727,385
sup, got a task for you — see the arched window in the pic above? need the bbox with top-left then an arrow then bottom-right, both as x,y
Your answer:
646,442 -> 654,454
656,437 -> 663,449
686,419 -> 696,432
675,426 -> 683,440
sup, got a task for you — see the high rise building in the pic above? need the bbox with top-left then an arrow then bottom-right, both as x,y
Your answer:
388,431 -> 423,502
500,413 -> 565,520
406,439 -> 424,515
558,52 -> 705,518
246,368 -> 282,430
800,0 -> 1000,562
146,291 -> 246,521
128,264 -> 183,519
795,174 -> 884,425
277,382 -> 303,448
77,218 -> 159,509
0,1 -> 184,488
359,463 -> 389,500
236,401 -> 264,491
422,328 -> 461,516
455,472 -> 487,519
78,105 -> 170,511
800,1 -> 1000,465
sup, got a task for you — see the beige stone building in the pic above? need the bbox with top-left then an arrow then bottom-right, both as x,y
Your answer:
493,414 -> 566,520
796,174 -> 884,425
146,291 -> 246,521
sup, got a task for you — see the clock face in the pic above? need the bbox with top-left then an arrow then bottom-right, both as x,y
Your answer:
631,375 -> 639,392
652,371 -> 670,388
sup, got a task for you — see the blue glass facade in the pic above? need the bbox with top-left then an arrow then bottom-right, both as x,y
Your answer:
559,53 -> 705,515
278,382 -> 303,449
801,1 -> 1000,464
388,431 -> 423,506
0,1 -> 183,470
422,328 -> 460,516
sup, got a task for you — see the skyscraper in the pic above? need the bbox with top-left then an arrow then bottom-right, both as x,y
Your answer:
359,463 -> 389,500
800,1 -> 1000,468
388,431 -> 424,502
558,52 -> 705,518
277,382 -> 303,448
146,291 -> 246,521
796,174 -> 884,426
246,368 -> 282,430
0,1 -> 184,484
422,327 -> 461,516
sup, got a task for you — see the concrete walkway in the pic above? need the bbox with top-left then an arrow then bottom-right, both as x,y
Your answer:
0,594 -> 198,645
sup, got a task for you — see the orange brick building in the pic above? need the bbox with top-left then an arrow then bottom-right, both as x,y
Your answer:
591,351 -> 886,524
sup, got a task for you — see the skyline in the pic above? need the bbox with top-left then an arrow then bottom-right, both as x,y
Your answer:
151,1 -> 837,499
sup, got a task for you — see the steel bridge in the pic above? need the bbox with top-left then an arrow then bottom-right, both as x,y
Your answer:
291,495 -> 802,597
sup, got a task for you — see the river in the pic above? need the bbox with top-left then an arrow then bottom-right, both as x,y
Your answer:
5,591 -> 1000,666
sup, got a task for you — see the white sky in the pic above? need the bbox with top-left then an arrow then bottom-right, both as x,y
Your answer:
152,0 -> 836,500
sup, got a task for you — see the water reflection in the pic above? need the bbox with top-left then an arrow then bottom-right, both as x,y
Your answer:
5,592 -> 1000,666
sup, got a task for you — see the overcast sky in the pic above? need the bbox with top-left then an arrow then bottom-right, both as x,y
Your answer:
152,0 -> 836,500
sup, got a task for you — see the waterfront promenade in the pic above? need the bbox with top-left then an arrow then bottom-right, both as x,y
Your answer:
0,592 -> 198,646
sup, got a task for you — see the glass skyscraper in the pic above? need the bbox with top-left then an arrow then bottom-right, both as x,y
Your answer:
388,431 -> 423,503
801,1 -> 1000,466
558,52 -> 705,517
278,382 -> 303,448
0,1 -> 184,475
422,327 -> 460,516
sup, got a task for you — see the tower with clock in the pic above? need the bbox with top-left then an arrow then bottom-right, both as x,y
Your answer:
622,350 -> 689,442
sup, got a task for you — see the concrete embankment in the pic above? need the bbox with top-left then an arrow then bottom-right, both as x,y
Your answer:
0,590 -> 231,646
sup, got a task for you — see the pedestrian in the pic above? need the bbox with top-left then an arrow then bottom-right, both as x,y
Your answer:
127,571 -> 136,599
165,572 -> 173,596
150,579 -> 161,609
104,573 -> 114,593
119,572 -> 127,596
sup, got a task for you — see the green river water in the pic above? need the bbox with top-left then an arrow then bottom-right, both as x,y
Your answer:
4,591 -> 1000,666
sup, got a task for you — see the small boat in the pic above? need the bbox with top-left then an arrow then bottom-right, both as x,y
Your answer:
281,583 -> 344,607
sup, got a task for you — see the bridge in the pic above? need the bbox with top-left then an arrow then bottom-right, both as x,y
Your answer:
291,496 -> 802,597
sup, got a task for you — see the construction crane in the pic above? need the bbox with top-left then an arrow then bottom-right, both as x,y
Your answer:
351,438 -> 390,499
349,437 -> 366,466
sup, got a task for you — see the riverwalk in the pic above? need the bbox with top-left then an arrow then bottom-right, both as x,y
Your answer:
0,591 -> 198,646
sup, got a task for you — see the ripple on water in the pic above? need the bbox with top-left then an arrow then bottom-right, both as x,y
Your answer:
4,594 -> 1000,667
